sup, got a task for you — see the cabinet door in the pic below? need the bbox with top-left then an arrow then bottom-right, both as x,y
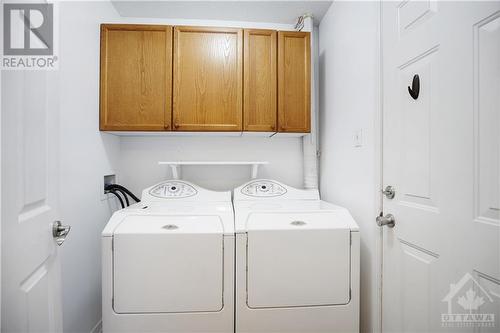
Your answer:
243,29 -> 277,132
173,26 -> 243,131
278,31 -> 311,133
100,24 -> 172,131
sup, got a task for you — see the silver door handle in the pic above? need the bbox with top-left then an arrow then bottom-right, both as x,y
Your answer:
376,214 -> 395,228
52,221 -> 71,246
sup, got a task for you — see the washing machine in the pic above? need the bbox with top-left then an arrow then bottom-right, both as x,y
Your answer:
102,180 -> 234,333
233,179 -> 360,333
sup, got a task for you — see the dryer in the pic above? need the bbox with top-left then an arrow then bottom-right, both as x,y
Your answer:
233,179 -> 360,333
102,180 -> 234,333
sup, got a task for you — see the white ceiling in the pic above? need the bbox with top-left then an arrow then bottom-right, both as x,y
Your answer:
111,1 -> 333,25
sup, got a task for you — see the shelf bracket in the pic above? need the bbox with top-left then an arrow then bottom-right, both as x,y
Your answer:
169,165 -> 181,180
251,164 -> 259,179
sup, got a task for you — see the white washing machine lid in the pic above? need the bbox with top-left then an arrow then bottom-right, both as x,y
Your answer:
113,214 -> 224,234
234,202 -> 359,233
112,215 -> 224,314
102,201 -> 235,236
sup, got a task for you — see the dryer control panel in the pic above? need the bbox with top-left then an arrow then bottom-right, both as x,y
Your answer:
241,180 -> 287,197
149,181 -> 198,198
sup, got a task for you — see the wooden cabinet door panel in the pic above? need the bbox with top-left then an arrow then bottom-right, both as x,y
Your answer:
173,26 -> 243,131
100,24 -> 172,131
278,31 -> 311,133
243,29 -> 277,132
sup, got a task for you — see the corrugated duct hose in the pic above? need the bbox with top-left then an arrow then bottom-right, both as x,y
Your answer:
104,184 -> 141,209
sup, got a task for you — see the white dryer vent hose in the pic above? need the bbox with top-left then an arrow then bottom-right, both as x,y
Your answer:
302,15 -> 319,190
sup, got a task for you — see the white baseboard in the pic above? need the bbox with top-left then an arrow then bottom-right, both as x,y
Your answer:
90,320 -> 102,333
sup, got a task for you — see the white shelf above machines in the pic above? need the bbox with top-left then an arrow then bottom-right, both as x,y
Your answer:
158,161 -> 269,180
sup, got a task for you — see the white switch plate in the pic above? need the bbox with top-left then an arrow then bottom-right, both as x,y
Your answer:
353,129 -> 363,147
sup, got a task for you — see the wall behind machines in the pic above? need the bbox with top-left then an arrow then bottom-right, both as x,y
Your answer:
118,137 -> 303,193
58,2 -> 121,333
318,2 -> 381,333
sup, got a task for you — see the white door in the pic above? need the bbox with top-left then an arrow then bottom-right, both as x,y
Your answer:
1,69 -> 66,331
382,1 -> 500,332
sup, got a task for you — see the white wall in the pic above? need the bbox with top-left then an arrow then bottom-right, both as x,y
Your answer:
58,2 -> 121,332
118,136 -> 304,193
318,2 -> 381,333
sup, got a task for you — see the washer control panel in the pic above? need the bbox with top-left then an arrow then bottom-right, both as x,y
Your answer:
149,181 -> 198,198
241,180 -> 287,197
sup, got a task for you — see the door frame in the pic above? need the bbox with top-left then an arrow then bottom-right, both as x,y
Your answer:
0,62 -> 2,331
375,0 -> 384,332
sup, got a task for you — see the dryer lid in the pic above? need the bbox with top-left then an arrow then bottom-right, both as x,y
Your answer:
245,211 -> 355,231
246,220 -> 351,308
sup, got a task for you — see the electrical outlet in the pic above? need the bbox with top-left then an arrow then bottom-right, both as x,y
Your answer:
102,174 -> 116,201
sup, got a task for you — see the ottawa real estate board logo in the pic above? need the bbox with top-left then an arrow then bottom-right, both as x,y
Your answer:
441,273 -> 497,328
2,3 -> 58,70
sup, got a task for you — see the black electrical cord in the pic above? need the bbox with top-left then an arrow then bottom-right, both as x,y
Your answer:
105,184 -> 141,203
104,185 -> 130,207
113,188 -> 130,206
106,189 -> 124,209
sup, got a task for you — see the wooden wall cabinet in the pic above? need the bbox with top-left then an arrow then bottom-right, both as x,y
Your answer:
278,31 -> 311,133
243,29 -> 277,132
100,24 -> 172,131
173,26 -> 243,131
99,24 -> 311,134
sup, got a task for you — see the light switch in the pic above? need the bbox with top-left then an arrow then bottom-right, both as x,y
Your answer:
353,129 -> 363,147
